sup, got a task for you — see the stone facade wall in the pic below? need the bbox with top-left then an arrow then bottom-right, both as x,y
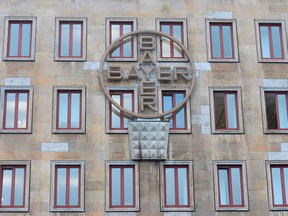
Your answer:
0,0 -> 287,215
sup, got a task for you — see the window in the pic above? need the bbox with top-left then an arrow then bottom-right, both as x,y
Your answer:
0,161 -> 30,212
213,161 -> 249,211
162,91 -> 187,130
105,17 -> 137,61
255,20 -> 288,62
52,86 -> 86,133
156,18 -> 188,61
209,87 -> 244,134
260,88 -> 288,133
50,161 -> 85,212
266,161 -> 288,210
3,16 -> 36,61
54,17 -> 87,61
106,161 -> 139,212
107,90 -> 136,133
0,86 -> 33,133
160,161 -> 194,211
205,19 -> 239,62
158,88 -> 191,133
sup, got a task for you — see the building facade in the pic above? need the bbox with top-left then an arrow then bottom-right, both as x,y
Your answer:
0,0 -> 287,215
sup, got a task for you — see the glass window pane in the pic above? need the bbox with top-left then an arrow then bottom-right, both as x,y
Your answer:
111,24 -> 120,57
223,25 -> 233,58
123,36 -> 132,57
58,93 -> 68,128
5,93 -> 16,128
265,93 -> 278,129
124,168 -> 134,206
165,168 -> 176,205
60,24 -> 70,57
72,24 -> 81,57
9,24 -> 19,56
17,93 -> 28,128
211,25 -> 221,58
219,169 -> 230,205
69,168 -> 79,206
214,92 -> 226,129
277,94 -> 288,129
272,167 -> 284,205
178,168 -> 188,205
111,168 -> 121,206
111,95 -> 121,128
71,93 -> 80,128
175,93 -> 185,128
123,93 -> 133,128
231,168 -> 242,205
161,25 -> 171,57
260,26 -> 271,58
271,26 -> 282,58
1,169 -> 12,206
284,168 -> 288,205
226,93 -> 237,129
173,25 -> 183,57
21,24 -> 31,56
163,95 -> 173,128
56,168 -> 67,206
14,168 -> 25,206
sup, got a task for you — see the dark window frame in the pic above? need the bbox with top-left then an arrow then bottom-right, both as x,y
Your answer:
209,22 -> 235,60
217,165 -> 245,208
160,22 -> 184,59
54,165 -> 81,209
7,21 -> 32,58
109,90 -> 134,130
163,165 -> 190,208
264,91 -> 288,131
56,90 -> 82,130
109,21 -> 134,59
0,165 -> 27,208
109,165 -> 136,208
259,23 -> 284,60
58,21 -> 83,59
213,91 -> 239,131
162,91 -> 187,130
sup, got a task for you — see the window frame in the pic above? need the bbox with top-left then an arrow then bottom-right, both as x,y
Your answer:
156,18 -> 188,62
205,18 -> 239,62
0,86 -> 33,133
50,160 -> 85,212
255,19 -> 288,63
158,87 -> 191,133
3,16 -> 36,61
160,161 -> 194,212
266,161 -> 288,211
0,161 -> 30,212
52,86 -> 86,134
105,161 -> 139,212
209,86 -> 244,134
105,17 -> 138,62
106,87 -> 138,134
213,160 -> 249,211
54,17 -> 87,61
260,88 -> 288,134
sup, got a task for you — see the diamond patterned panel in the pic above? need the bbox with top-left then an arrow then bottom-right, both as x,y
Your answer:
128,121 -> 169,160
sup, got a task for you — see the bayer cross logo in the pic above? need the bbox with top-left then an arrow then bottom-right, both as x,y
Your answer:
99,30 -> 195,119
